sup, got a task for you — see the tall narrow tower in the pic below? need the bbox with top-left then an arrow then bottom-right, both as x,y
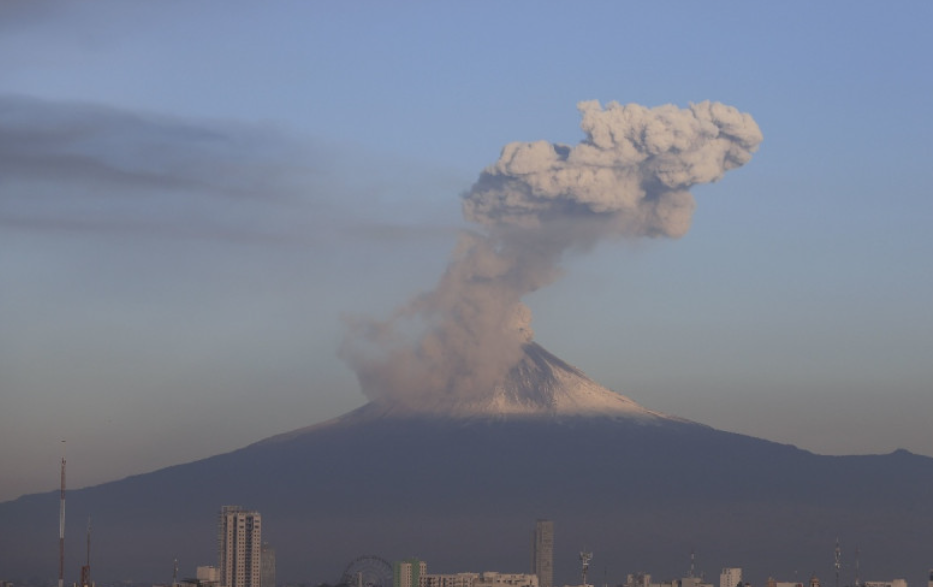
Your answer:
834,539 -> 841,587
80,518 -> 92,587
532,520 -> 554,587
579,550 -> 592,587
854,547 -> 860,587
59,441 -> 66,587
261,543 -> 276,587
218,506 -> 262,587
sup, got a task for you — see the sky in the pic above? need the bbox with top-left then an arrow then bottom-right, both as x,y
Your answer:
1,1 -> 931,503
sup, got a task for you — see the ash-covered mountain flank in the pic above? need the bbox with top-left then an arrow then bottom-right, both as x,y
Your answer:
2,345 -> 932,587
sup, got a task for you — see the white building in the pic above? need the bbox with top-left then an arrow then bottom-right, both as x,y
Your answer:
395,560 -> 428,587
425,572 -> 537,587
424,574 -> 479,587
623,573 -> 712,587
720,569 -> 742,587
475,573 -> 538,587
864,580 -> 907,587
197,566 -> 220,586
218,506 -> 262,587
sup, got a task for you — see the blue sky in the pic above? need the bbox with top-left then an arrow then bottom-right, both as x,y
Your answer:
1,1 -> 931,502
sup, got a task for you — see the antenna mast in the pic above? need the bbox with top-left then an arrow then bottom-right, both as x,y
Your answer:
834,539 -> 841,587
59,441 -> 66,587
854,546 -> 860,587
80,518 -> 92,587
580,550 -> 593,587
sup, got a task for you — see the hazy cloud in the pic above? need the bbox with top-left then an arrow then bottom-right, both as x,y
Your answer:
0,95 -> 446,245
1,95 -> 314,187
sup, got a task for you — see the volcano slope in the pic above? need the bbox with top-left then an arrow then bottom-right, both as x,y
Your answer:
2,344 -> 931,586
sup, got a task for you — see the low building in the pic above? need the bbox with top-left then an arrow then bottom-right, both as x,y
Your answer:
474,573 -> 538,587
425,572 -> 537,587
198,566 -> 220,586
864,580 -> 907,587
679,579 -> 713,587
425,574 -> 479,587
625,573 -> 652,587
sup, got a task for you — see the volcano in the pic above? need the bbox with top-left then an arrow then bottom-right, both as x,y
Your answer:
2,345 -> 932,587
283,343 -> 681,425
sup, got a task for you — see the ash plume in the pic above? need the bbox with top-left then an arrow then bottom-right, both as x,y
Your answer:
341,100 -> 762,406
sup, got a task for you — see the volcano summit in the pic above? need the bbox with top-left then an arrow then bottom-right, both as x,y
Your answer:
316,343 -> 680,424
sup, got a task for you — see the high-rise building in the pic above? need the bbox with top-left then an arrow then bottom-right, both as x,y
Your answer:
531,520 -> 553,587
720,569 -> 742,587
218,506 -> 262,587
261,543 -> 276,587
394,559 -> 427,587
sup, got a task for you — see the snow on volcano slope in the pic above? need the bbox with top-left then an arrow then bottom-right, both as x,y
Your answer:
391,342 -> 681,420
267,343 -> 690,445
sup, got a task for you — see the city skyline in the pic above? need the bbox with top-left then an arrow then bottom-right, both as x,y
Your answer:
2,2 -> 933,503
199,511 -> 920,587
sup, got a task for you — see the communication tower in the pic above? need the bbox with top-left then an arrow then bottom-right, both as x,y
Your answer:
854,546 -> 860,587
834,539 -> 841,587
580,550 -> 593,587
80,518 -> 92,587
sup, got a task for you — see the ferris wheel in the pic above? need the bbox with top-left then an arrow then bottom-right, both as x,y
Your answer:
339,555 -> 394,587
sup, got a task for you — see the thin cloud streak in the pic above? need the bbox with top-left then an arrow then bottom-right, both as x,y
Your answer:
0,94 -> 457,247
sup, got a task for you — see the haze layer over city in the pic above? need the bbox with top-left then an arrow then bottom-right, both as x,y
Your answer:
1,5 -> 932,584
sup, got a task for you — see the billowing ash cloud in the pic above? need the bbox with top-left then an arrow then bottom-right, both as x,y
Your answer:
341,100 -> 762,406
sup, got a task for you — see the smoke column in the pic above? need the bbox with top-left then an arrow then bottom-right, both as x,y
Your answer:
341,100 -> 762,407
